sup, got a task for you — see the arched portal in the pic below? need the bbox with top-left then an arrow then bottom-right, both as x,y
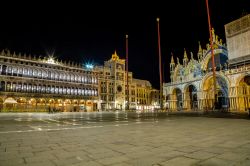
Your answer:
0,81 -> 5,91
16,97 -> 27,112
0,98 -> 3,111
172,88 -> 182,110
184,85 -> 198,110
202,75 -> 229,110
237,75 -> 250,111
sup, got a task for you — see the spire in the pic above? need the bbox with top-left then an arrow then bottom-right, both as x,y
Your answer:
1,50 -> 4,55
171,52 -> 175,64
212,28 -> 215,42
183,48 -> 188,67
170,52 -> 176,72
190,52 -> 194,60
198,41 -> 202,52
183,48 -> 188,60
112,50 -> 119,61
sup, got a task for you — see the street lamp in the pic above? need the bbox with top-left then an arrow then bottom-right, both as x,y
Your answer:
156,18 -> 163,110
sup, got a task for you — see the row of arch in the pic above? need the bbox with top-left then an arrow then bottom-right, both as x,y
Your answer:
0,81 -> 98,96
0,65 -> 98,84
0,97 -> 97,112
168,74 -> 250,111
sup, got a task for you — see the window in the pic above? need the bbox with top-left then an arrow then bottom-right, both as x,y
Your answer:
38,70 -> 42,78
24,68 -> 28,76
59,87 -> 62,94
41,85 -> 45,93
71,75 -> 74,82
28,69 -> 33,76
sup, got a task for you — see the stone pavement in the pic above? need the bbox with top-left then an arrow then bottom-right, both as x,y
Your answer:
0,115 -> 250,166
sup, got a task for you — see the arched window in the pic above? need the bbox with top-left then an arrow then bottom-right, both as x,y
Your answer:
51,72 -> 54,80
17,83 -> 22,92
75,75 -> 78,82
0,81 -> 5,91
37,70 -> 42,78
38,85 -> 41,93
63,87 -> 66,94
59,87 -> 62,94
12,67 -> 18,76
28,69 -> 33,77
67,87 -> 70,95
1,65 -> 7,75
28,84 -> 32,92
42,70 -> 47,79
23,84 -> 27,92
6,82 -> 11,91
71,74 -> 75,82
33,85 -> 37,93
78,76 -> 81,83
67,74 -> 70,81
88,76 -> 91,83
7,66 -> 12,75
18,68 -> 23,76
59,73 -> 63,81
23,68 -> 28,76
51,86 -> 55,93
71,88 -> 74,95
46,85 -> 51,93
42,85 -> 46,93
84,76 -> 87,83
12,82 -> 16,92
55,86 -> 59,94
33,69 -> 38,77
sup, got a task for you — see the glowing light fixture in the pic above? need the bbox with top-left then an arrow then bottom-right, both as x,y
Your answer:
85,63 -> 94,69
47,56 -> 56,64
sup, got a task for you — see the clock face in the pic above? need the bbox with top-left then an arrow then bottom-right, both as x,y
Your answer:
117,85 -> 122,92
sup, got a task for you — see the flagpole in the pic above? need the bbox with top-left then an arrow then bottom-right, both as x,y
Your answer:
126,34 -> 129,111
157,18 -> 163,110
206,0 -> 217,109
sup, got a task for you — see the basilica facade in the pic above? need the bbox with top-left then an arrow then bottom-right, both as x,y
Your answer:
163,14 -> 250,112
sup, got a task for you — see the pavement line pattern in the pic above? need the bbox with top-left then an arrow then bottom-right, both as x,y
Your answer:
0,121 -> 154,134
0,125 -> 104,134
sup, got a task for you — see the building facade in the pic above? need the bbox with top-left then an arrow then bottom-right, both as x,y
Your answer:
0,50 -> 159,112
96,51 -> 159,111
164,15 -> 250,112
0,50 -> 99,112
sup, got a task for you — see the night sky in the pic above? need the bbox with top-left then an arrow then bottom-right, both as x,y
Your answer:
0,1 -> 249,89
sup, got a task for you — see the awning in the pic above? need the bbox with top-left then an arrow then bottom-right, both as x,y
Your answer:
4,98 -> 18,104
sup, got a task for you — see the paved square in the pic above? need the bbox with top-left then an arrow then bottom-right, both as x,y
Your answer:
0,113 -> 250,166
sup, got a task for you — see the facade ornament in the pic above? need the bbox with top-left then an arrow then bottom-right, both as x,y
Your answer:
190,52 -> 194,60
219,39 -> 223,45
206,43 -> 210,50
215,35 -> 219,44
212,28 -> 215,42
177,57 -> 180,64
171,54 -> 175,64
112,50 -> 119,61
183,48 -> 188,59
198,41 -> 202,52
